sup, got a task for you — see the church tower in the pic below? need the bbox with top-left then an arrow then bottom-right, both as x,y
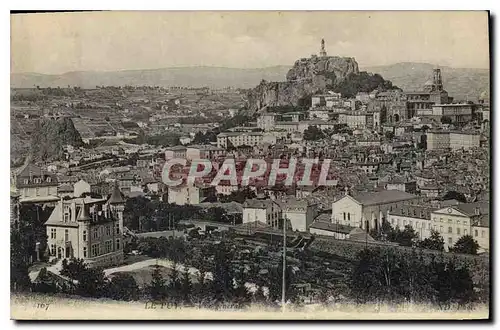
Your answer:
320,39 -> 327,57
433,68 -> 443,91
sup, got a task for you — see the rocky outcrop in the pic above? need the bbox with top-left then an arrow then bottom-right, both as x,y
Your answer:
30,117 -> 84,162
246,55 -> 397,113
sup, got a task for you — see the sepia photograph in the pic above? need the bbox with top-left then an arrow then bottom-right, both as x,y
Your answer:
9,10 -> 491,320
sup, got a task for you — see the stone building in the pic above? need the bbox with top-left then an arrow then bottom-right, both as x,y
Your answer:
44,185 -> 125,268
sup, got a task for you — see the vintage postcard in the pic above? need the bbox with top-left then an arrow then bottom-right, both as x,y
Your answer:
10,11 -> 490,320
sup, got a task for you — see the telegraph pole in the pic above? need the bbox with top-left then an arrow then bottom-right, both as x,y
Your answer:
282,216 -> 287,313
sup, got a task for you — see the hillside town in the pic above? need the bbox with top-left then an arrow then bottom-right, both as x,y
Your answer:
11,40 -> 490,310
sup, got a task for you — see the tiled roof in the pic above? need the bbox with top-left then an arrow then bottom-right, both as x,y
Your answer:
350,190 -> 418,206
243,199 -> 279,209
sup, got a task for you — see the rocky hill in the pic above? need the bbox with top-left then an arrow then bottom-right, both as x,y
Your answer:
29,117 -> 84,162
246,56 -> 398,113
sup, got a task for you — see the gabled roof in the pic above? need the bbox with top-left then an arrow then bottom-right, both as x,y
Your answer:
16,163 -> 43,177
454,202 -> 489,217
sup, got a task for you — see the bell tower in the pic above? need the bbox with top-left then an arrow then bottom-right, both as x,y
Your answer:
433,68 -> 443,91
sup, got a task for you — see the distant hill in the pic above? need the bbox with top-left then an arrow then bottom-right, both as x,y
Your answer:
11,62 -> 489,101
363,62 -> 490,101
11,66 -> 291,89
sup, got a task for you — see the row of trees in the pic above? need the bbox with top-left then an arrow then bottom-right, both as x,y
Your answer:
370,222 -> 481,255
350,248 -> 475,307
123,197 -> 242,232
32,240 -> 297,309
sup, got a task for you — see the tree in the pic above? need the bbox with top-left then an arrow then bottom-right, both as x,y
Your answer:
10,223 -> 32,292
450,235 -> 480,255
148,265 -> 166,301
181,269 -> 193,305
73,266 -> 109,298
369,219 -> 394,241
60,258 -> 87,279
106,273 -> 139,301
32,267 -> 58,294
168,262 -> 182,305
303,125 -> 325,141
232,268 -> 251,307
212,243 -> 234,303
387,225 -> 419,247
419,230 -> 445,251
441,191 -> 467,203
219,186 -> 256,204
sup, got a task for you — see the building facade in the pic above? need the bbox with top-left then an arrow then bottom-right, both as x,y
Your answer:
44,185 -> 125,268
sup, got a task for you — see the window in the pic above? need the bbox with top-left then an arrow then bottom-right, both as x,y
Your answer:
46,177 -> 51,183
347,213 -> 351,221
50,244 -> 56,255
50,228 -> 56,239
93,228 -> 98,239
475,230 -> 478,237
116,239 -> 120,250
464,229 -> 468,236
343,212 -> 346,221
116,223 -> 120,235
35,188 -> 40,196
83,247 -> 87,258
448,237 -> 452,245
83,231 -> 87,241
64,229 -> 69,241
23,179 -> 29,184
448,218 -> 452,223
106,225 -> 111,236
105,240 -> 112,253
91,243 -> 100,257
448,227 -> 452,234
457,228 -> 460,235
410,221 -> 413,227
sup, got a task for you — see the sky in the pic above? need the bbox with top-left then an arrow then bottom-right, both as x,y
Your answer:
11,11 -> 490,74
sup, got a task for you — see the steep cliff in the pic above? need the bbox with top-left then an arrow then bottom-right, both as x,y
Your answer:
30,117 -> 84,162
247,55 -> 397,113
